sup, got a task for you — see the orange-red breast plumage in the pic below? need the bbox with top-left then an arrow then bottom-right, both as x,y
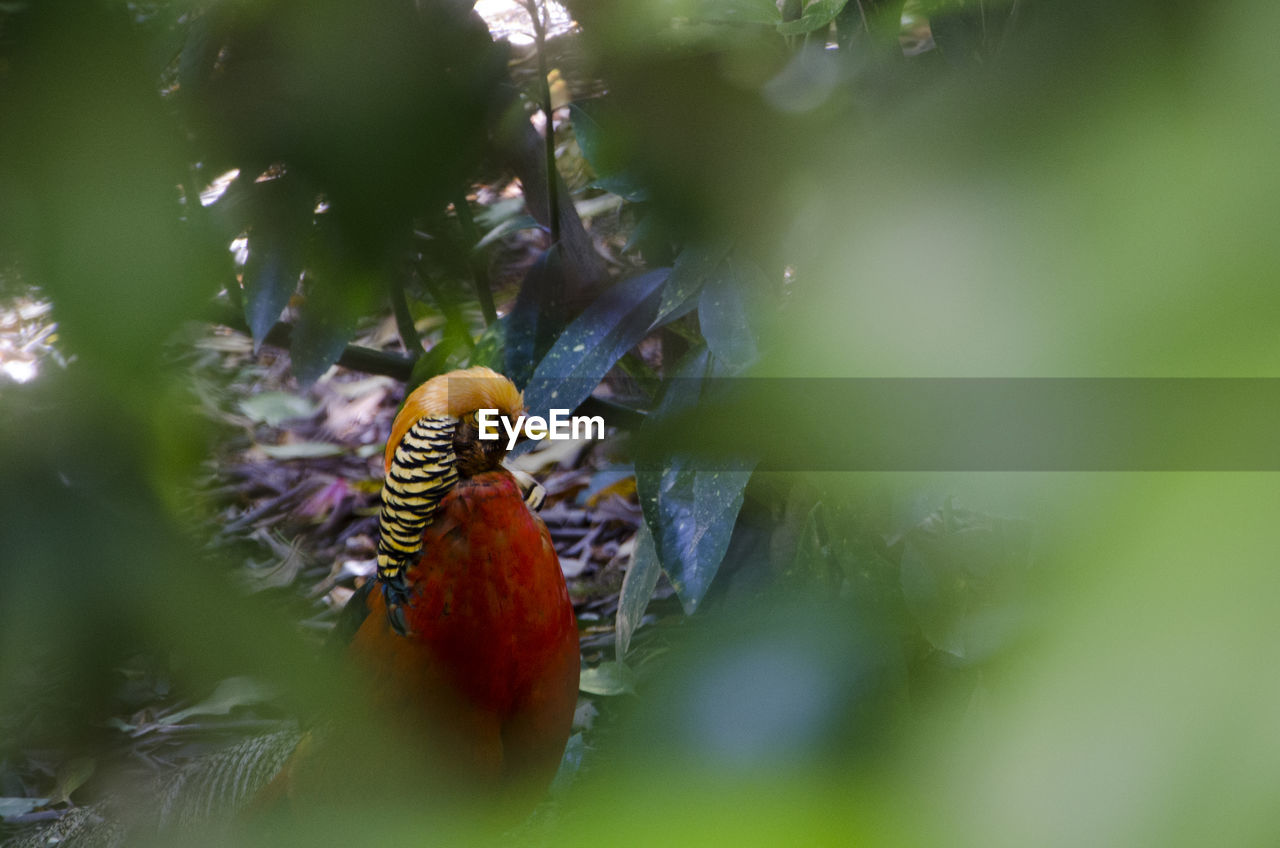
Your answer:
350,468 -> 580,804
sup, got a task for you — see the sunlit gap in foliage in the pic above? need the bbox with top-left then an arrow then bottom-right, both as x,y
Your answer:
199,168 -> 241,207
0,290 -> 65,385
475,0 -> 575,45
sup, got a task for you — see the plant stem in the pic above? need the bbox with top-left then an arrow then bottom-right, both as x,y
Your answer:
387,273 -> 423,353
522,0 -> 562,247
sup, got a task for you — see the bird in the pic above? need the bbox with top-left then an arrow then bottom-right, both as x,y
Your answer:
258,366 -> 581,818
355,366 -> 581,808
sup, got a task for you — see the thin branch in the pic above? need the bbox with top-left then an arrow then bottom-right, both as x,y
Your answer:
210,307 -> 648,430
213,304 -> 415,381
387,273 -> 423,354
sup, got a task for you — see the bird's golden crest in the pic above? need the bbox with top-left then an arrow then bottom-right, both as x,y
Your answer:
384,366 -> 524,474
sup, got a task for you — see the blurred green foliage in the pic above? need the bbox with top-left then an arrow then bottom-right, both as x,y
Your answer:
4,0 -> 1280,844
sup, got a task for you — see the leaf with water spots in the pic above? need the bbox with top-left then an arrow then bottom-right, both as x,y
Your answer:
635,348 -> 754,613
521,268 -> 670,422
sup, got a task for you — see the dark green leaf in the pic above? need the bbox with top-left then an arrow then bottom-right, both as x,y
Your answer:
638,455 -> 752,614
776,0 -> 847,35
174,8 -> 224,105
242,177 -> 313,351
291,264 -> 376,386
520,268 -> 670,420
698,258 -> 760,370
652,242 -> 731,328
697,0 -> 782,25
504,245 -> 568,388
570,100 -> 625,178
616,521 -> 662,659
636,348 -> 753,613
591,172 -> 651,203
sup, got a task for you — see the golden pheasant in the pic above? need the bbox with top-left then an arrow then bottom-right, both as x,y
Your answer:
260,366 -> 581,817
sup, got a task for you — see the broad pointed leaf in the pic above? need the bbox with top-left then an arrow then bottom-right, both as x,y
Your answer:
569,100 -> 626,178
636,348 -> 754,613
290,262 -> 376,386
652,241 -> 730,328
698,258 -> 761,370
242,177 -> 313,350
521,268 -> 670,421
504,245 -> 568,388
616,522 -> 662,659
776,0 -> 847,35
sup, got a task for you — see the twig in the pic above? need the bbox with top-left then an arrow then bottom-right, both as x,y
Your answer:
212,304 -> 416,381
387,273 -> 423,354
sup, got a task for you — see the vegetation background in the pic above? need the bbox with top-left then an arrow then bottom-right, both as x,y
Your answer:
2,0 -> 1279,845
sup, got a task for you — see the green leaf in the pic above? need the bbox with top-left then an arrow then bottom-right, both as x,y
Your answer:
550,732 -> 585,795
242,177 -> 313,351
638,456 -> 752,614
159,676 -> 275,725
698,258 -> 760,371
570,100 -> 625,178
258,441 -> 346,459
474,213 -> 539,251
290,263 -> 376,387
579,660 -> 636,696
616,522 -> 662,659
504,245 -> 568,388
652,242 -> 731,328
776,0 -> 847,35
238,391 -> 318,426
697,0 -> 782,25
591,172 -> 650,202
636,348 -> 754,614
520,268 -> 670,421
